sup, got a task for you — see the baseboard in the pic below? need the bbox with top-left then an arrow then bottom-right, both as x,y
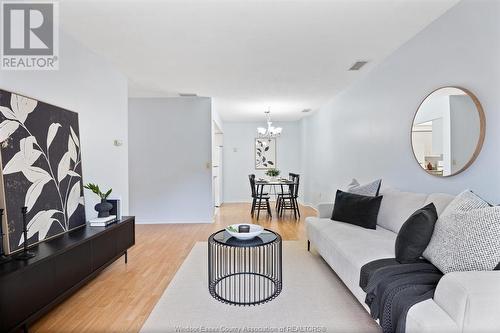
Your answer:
135,219 -> 214,224
298,201 -> 318,211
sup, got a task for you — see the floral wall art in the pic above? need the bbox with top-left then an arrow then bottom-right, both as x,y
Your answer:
0,90 -> 85,254
255,138 -> 276,170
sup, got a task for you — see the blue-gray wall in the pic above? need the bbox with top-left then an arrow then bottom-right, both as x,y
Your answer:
129,97 -> 213,223
300,0 -> 500,205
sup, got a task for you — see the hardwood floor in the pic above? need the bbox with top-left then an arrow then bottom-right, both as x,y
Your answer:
31,203 -> 316,333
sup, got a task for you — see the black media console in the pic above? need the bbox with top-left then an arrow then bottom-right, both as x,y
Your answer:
0,216 -> 135,332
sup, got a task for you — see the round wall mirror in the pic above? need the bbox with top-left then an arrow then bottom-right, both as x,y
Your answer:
411,87 -> 485,177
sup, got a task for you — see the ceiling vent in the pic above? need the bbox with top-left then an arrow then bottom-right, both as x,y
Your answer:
348,61 -> 368,71
179,93 -> 198,97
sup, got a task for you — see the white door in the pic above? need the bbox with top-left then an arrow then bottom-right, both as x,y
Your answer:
213,145 -> 222,207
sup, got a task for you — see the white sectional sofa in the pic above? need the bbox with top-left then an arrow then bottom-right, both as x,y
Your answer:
306,188 -> 500,333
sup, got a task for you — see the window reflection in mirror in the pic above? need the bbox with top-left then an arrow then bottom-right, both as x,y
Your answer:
411,87 -> 485,177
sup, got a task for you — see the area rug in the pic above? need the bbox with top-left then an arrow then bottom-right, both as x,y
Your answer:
140,241 -> 381,333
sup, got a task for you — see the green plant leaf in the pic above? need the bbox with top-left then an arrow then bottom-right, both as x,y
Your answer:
84,183 -> 106,198
104,188 -> 112,199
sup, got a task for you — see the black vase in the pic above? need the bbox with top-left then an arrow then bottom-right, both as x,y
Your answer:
95,199 -> 113,218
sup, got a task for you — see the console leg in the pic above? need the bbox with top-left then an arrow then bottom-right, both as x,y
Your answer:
307,240 -> 310,252
23,323 -> 29,333
124,251 -> 128,264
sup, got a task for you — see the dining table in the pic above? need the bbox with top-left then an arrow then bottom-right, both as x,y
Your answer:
254,178 -> 296,219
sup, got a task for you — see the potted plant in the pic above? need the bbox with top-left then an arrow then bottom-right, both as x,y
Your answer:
265,168 -> 280,181
84,183 -> 113,218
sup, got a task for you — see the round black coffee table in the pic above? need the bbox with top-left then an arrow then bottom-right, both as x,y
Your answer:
208,229 -> 282,306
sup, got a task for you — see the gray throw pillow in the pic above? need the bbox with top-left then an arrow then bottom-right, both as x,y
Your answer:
423,190 -> 500,274
348,178 -> 382,197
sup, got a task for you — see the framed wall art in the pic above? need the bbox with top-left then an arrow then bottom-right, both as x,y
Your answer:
0,89 -> 85,254
255,138 -> 276,170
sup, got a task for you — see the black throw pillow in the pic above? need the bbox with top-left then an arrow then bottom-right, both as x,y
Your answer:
395,203 -> 438,264
331,190 -> 383,229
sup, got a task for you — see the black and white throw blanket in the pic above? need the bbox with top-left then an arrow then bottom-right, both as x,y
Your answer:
359,259 -> 443,333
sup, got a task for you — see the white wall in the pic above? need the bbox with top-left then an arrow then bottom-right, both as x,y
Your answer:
129,97 -> 213,223
300,0 -> 500,206
223,121 -> 301,202
0,31 -> 129,219
211,110 -> 224,208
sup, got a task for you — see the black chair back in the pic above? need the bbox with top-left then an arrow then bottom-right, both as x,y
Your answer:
248,174 -> 257,197
290,173 -> 300,197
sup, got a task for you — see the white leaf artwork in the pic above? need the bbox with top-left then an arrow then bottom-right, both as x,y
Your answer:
70,126 -> 79,147
21,136 -> 41,165
0,90 -> 85,253
0,105 -> 17,120
57,151 -> 70,183
0,119 -> 19,142
47,123 -> 62,149
22,166 -> 51,183
25,176 -> 52,212
3,136 -> 42,174
10,93 -> 37,123
19,166 -> 52,212
67,181 -> 82,220
68,135 -> 77,162
67,170 -> 80,177
18,209 -> 60,246
4,151 -> 25,175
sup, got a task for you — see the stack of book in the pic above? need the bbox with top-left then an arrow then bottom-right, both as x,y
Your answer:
88,215 -> 117,227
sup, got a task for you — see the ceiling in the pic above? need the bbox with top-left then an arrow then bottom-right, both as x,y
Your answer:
59,0 -> 459,121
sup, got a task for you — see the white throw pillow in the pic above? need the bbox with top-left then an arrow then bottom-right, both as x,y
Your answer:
423,190 -> 500,274
424,193 -> 455,216
376,187 -> 428,233
347,178 -> 382,197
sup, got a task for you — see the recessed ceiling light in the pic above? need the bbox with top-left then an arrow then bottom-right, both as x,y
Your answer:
301,108 -> 312,113
179,93 -> 198,97
348,61 -> 368,71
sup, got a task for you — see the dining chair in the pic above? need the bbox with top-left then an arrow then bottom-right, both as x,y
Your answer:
278,173 -> 300,219
248,174 -> 272,218
276,173 -> 294,212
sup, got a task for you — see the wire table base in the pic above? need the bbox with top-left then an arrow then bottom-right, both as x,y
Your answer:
208,229 -> 282,306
